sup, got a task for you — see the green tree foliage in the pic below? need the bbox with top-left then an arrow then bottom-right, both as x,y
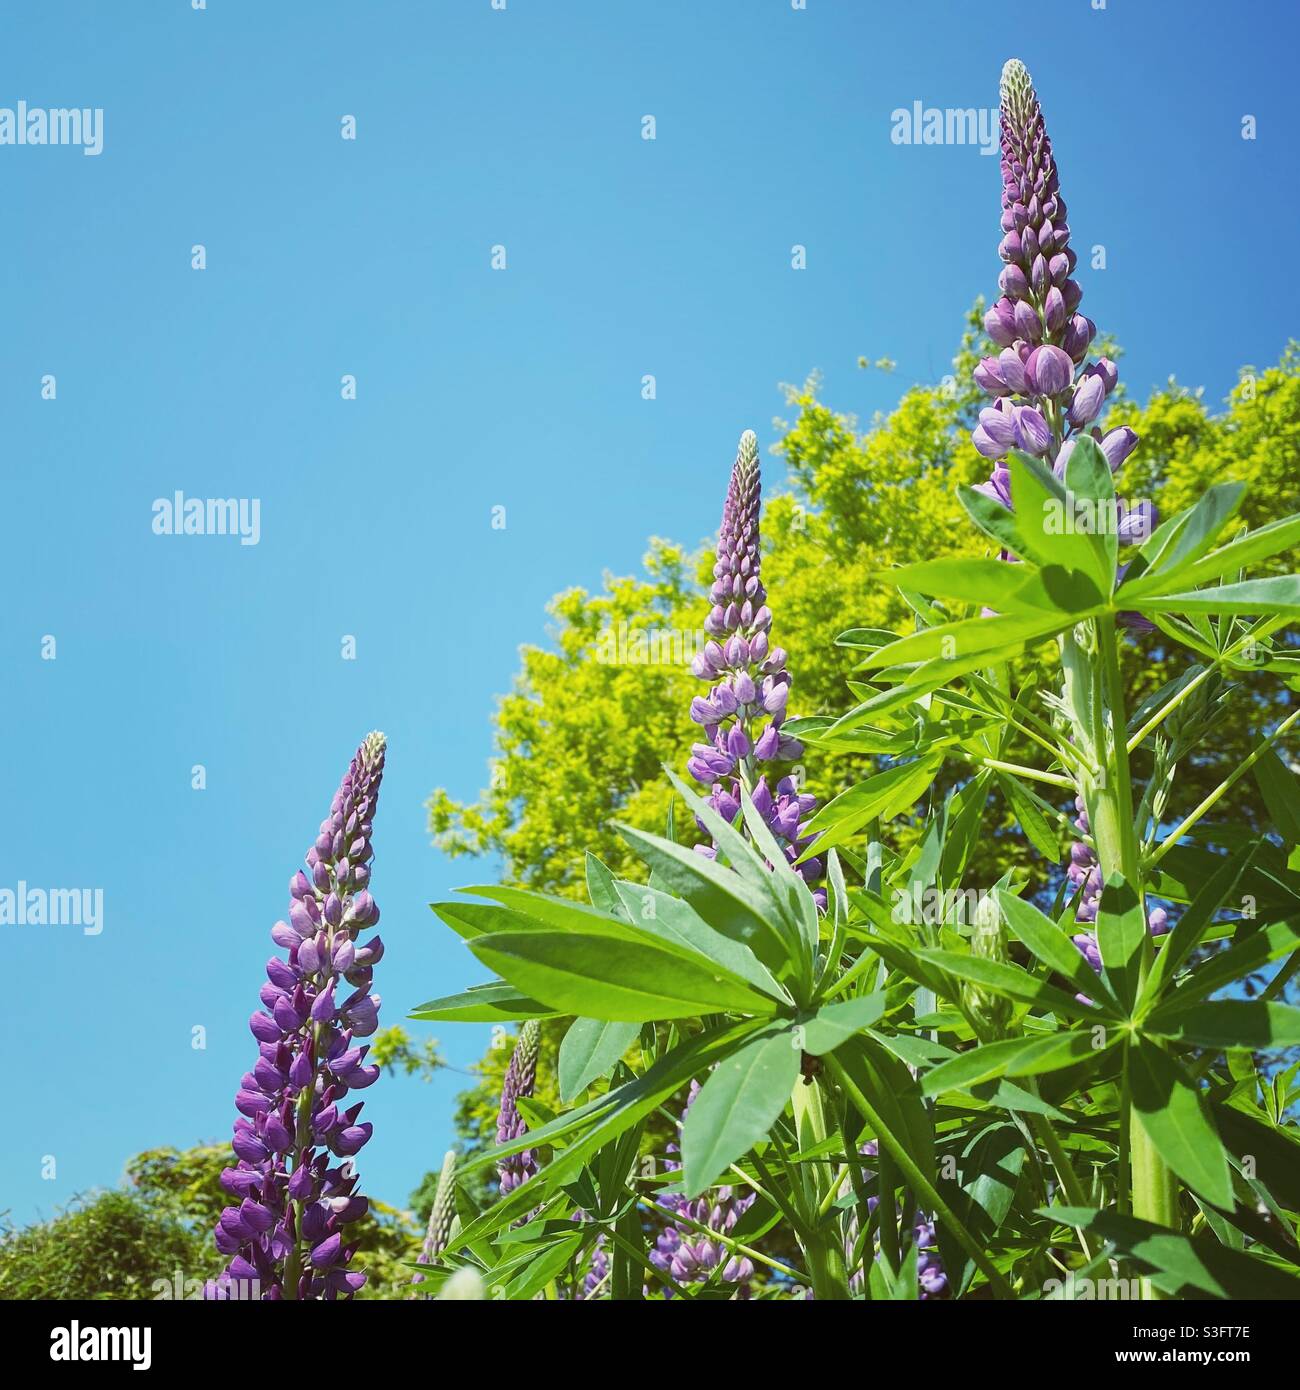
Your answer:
0,1189 -> 205,1300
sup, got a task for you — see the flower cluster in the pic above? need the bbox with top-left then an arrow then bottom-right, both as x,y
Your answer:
972,59 -> 1137,487
652,1080 -> 756,1293
688,429 -> 824,906
210,732 -> 387,1301
496,1020 -> 541,1195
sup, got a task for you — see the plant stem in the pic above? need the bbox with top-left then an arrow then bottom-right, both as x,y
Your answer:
791,1077 -> 851,1300
1091,615 -> 1177,1298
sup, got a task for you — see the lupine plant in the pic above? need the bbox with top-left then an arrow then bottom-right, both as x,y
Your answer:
211,732 -> 387,1300
410,59 -> 1300,1300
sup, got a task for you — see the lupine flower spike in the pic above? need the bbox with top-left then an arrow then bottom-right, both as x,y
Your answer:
496,1020 -> 541,1195
209,732 -> 387,1301
411,1149 -> 458,1293
971,63 -> 1167,975
973,60 -> 1142,498
688,429 -> 825,907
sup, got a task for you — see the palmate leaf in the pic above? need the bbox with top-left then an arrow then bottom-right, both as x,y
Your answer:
1043,1207 -> 1300,1299
609,878 -> 790,1004
557,1017 -> 641,1103
1010,450 -> 1113,596
614,819 -> 795,978
680,1024 -> 801,1195
1127,1039 -> 1235,1209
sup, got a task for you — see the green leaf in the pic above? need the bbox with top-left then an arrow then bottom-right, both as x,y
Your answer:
1010,450 -> 1111,595
1145,1000 -> 1300,1050
1127,1040 -> 1234,1209
557,1017 -> 641,1103
957,482 -> 1045,566
452,1022 -> 758,1244
918,947 -> 1111,1021
922,1029 -> 1110,1095
1044,1206 -> 1300,1299
1170,916 -> 1300,1005
853,610 -> 1082,675
879,557 -> 1067,614
611,879 -> 789,1003
796,756 -> 941,860
1133,511 -> 1300,597
1255,749 -> 1300,846
1061,435 -> 1119,584
937,1122 -> 1026,1298
408,981 -> 557,1023
585,852 -> 629,918
796,994 -> 888,1055
1095,874 -> 1147,1012
680,1026 -> 801,1194
1123,482 -> 1246,594
613,820 -> 796,978
469,925 -> 780,1022
996,889 -> 1121,1010
1129,575 -> 1300,618
1139,843 -> 1258,1009
995,774 -> 1060,862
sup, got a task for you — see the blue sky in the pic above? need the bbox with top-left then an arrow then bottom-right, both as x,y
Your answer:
2,0 -> 1296,1226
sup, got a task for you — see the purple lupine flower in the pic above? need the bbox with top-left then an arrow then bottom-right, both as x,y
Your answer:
651,1080 -> 756,1296
411,1148 -> 458,1293
841,1142 -> 946,1299
208,732 -> 386,1301
973,60 -> 1150,536
496,1019 -> 541,1195
689,430 -> 824,907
